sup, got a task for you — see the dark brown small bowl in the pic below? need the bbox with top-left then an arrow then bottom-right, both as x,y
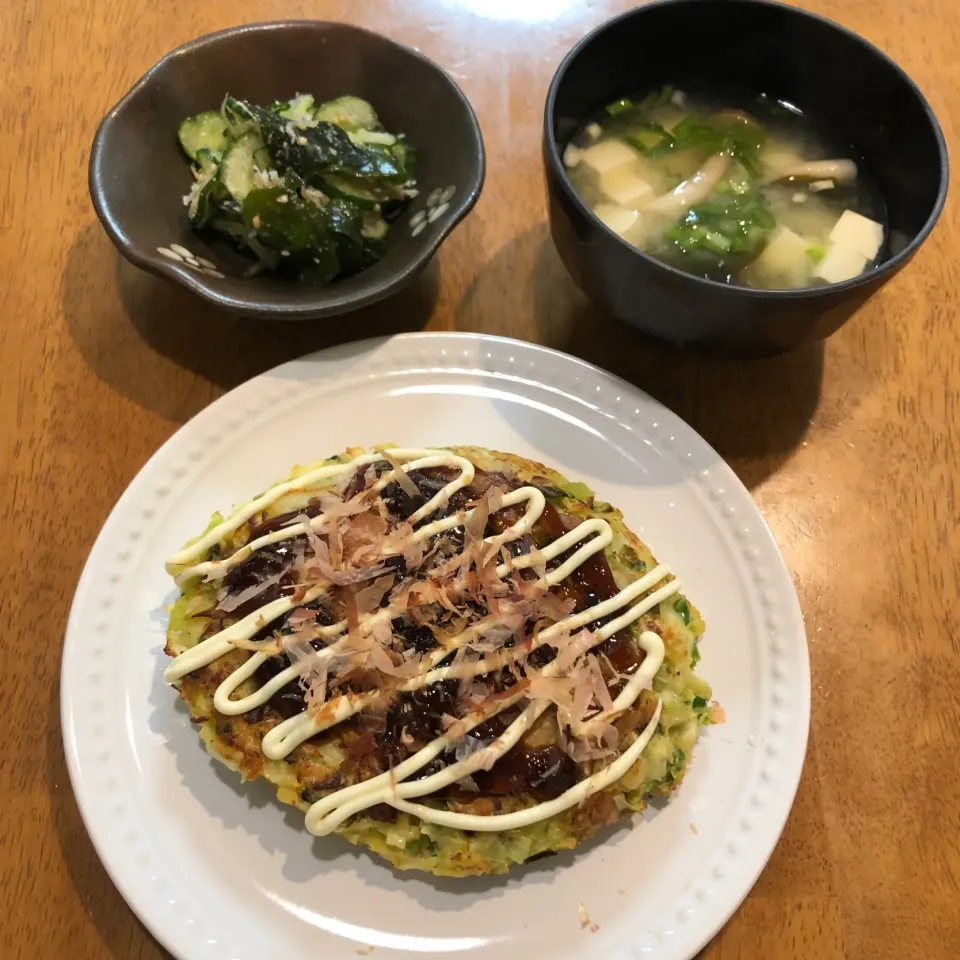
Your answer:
90,21 -> 485,319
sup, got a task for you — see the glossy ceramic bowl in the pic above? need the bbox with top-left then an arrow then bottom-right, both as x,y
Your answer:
90,21 -> 485,319
543,0 -> 948,356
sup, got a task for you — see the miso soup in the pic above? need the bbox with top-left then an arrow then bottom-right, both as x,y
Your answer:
563,85 -> 887,289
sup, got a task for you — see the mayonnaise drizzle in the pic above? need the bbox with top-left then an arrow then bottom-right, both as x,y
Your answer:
389,702 -> 663,833
165,448 -> 673,834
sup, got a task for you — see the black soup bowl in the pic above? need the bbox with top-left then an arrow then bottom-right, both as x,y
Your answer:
543,0 -> 948,356
90,21 -> 485,320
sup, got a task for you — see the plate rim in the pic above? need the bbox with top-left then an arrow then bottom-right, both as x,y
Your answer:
61,331 -> 810,960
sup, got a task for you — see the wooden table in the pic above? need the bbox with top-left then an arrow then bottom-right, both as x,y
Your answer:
2,1 -> 958,957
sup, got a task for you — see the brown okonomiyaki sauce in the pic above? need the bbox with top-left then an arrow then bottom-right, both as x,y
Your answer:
220,463 -> 647,808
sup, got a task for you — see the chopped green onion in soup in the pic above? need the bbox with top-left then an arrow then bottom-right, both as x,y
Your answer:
564,84 -> 886,288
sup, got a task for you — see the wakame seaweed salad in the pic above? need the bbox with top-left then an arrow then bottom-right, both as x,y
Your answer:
177,94 -> 418,283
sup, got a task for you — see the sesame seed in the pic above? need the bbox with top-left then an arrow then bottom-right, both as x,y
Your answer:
169,243 -> 193,259
252,215 -> 262,228
277,194 -> 289,204
426,187 -> 442,208
411,222 -> 426,238
196,256 -> 217,270
280,250 -> 290,257
297,136 -> 307,145
439,185 -> 456,205
201,268 -> 225,279
156,246 -> 183,262
409,210 -> 426,228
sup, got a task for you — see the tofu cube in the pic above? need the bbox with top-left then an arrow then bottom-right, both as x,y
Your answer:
580,138 -> 637,179
579,139 -> 651,206
828,210 -> 885,260
813,244 -> 868,284
601,166 -> 654,206
592,202 -> 639,238
743,227 -> 812,288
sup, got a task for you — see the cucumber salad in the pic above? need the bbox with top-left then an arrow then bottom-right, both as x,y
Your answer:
177,94 -> 417,283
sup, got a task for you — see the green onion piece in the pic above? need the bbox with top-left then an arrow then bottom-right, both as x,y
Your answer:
806,242 -> 827,263
667,747 -> 686,781
620,546 -> 647,573
605,97 -> 633,116
665,183 -> 776,261
674,597 -> 692,625
702,230 -> 732,253
623,122 -> 675,155
690,641 -> 701,667
692,696 -> 708,710
691,202 -> 727,217
639,85 -> 675,112
752,206 -> 776,230
732,144 -> 764,179
669,115 -> 699,140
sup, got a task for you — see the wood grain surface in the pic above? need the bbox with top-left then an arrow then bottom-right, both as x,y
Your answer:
1,1 -> 958,957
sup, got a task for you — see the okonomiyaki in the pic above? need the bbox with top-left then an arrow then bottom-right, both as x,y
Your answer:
164,445 -> 717,876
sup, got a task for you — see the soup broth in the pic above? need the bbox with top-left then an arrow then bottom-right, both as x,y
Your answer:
564,85 -> 887,289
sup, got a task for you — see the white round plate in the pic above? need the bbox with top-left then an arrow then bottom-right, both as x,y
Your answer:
62,332 -> 809,960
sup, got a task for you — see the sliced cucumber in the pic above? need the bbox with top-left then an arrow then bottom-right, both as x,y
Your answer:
222,97 -> 258,139
277,93 -> 316,128
314,96 -> 379,132
178,111 -> 230,162
194,148 -> 219,175
389,140 -> 416,180
189,175 -> 222,227
221,131 -> 267,201
320,173 -> 385,210
176,91 -> 411,286
350,128 -> 397,147
253,144 -> 273,169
